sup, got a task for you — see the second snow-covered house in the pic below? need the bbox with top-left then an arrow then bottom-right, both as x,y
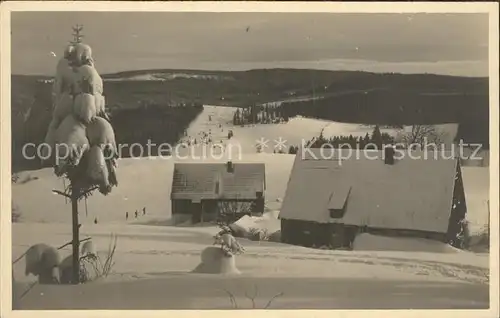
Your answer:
170,161 -> 266,224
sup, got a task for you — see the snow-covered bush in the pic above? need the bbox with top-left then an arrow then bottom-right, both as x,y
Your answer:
59,235 -> 118,284
80,235 -> 118,282
248,227 -> 269,241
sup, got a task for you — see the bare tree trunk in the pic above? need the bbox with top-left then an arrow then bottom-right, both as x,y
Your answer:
410,125 -> 420,144
71,182 -> 80,285
402,125 -> 442,149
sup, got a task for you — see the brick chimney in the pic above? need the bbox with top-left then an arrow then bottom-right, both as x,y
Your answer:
226,161 -> 234,173
384,146 -> 395,165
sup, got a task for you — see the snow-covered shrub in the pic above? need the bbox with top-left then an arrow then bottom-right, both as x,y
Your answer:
80,235 -> 117,282
248,227 -> 269,241
59,235 -> 117,284
228,223 -> 250,238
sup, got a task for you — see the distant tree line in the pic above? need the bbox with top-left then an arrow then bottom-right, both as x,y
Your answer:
274,90 -> 488,125
274,90 -> 489,149
11,81 -> 203,171
109,103 -> 204,158
287,125 -> 396,154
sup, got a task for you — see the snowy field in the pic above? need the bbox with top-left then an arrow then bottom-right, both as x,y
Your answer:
12,222 -> 489,285
11,105 -> 490,308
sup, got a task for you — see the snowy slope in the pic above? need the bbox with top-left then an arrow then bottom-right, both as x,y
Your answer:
11,105 -> 490,289
12,154 -> 294,224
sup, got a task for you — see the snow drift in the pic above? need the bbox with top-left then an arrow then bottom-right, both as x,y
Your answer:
230,211 -> 281,240
353,233 -> 464,254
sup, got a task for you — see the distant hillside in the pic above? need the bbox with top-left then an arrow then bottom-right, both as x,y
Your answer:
13,68 -> 488,108
11,69 -> 489,171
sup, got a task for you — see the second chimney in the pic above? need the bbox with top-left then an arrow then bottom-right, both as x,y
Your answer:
226,161 -> 234,173
384,146 -> 395,165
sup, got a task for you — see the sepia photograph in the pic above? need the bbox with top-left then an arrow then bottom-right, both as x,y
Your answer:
1,1 -> 498,314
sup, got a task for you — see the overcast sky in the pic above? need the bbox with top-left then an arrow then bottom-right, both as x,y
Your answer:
11,12 -> 489,76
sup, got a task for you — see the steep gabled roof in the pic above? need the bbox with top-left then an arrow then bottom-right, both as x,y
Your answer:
171,162 -> 266,200
279,148 -> 460,233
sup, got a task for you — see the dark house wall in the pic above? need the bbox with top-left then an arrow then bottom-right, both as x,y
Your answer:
330,223 -> 358,249
191,202 -> 203,223
171,199 -> 195,224
171,199 -> 193,215
253,197 -> 265,215
255,191 -> 265,214
364,227 -> 447,242
281,219 -> 332,248
282,220 -> 449,250
172,197 -> 264,224
282,220 -> 452,250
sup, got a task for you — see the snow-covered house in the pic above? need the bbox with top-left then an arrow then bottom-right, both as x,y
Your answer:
170,162 -> 266,224
279,147 -> 467,249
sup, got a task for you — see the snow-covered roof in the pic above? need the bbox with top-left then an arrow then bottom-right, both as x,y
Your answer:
279,148 -> 460,233
171,162 -> 266,200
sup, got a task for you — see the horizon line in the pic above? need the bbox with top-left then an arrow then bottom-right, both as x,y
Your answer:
11,67 -> 489,79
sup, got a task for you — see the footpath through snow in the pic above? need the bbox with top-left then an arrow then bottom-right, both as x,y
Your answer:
12,223 -> 489,286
